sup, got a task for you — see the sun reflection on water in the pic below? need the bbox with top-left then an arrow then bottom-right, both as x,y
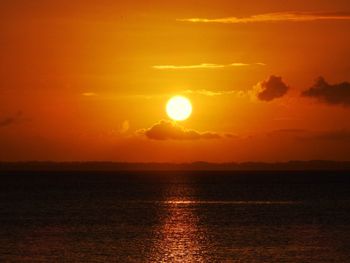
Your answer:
149,184 -> 209,262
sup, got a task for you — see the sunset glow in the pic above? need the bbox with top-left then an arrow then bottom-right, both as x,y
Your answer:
2,2 -> 350,262
1,0 -> 350,162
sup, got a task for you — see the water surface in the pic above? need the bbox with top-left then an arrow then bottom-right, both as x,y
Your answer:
0,171 -> 349,262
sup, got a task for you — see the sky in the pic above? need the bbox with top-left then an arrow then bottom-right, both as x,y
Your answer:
1,0 -> 350,162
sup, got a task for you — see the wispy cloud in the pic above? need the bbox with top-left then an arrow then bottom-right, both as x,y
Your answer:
82,92 -> 97,97
178,12 -> 350,24
295,129 -> 350,142
119,120 -> 130,134
184,89 -> 245,97
0,111 -> 23,128
152,63 -> 265,70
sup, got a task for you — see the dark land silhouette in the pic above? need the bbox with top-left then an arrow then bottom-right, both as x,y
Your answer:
1,160 -> 350,172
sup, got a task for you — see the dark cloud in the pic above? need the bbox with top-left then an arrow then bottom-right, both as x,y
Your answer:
301,77 -> 350,106
0,117 -> 16,127
254,75 -> 289,101
138,120 -> 223,140
293,129 -> 350,142
311,130 -> 350,141
266,128 -> 350,142
270,129 -> 307,134
0,111 -> 22,128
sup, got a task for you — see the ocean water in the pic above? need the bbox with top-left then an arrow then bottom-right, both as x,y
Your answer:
0,171 -> 350,262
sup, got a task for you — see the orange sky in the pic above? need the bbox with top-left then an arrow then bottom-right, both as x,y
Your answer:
1,0 -> 350,162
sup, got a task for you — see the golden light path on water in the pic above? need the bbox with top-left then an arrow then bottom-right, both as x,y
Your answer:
148,182 -> 207,262
144,175 -> 309,263
145,178 -> 302,263
127,200 -> 301,205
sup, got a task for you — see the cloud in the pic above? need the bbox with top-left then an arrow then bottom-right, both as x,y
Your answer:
0,117 -> 16,127
253,75 -> 289,101
315,130 -> 350,141
119,120 -> 130,134
265,129 -> 350,144
138,120 -> 227,140
184,89 -> 245,97
0,111 -> 23,128
178,12 -> 350,24
271,129 -> 307,134
152,63 -> 265,70
82,92 -> 97,97
301,77 -> 350,106
295,129 -> 350,142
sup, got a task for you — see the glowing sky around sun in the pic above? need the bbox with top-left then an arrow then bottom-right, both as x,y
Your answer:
1,0 -> 350,162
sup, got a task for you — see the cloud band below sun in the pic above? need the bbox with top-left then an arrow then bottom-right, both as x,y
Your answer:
137,120 -> 234,140
178,12 -> 350,24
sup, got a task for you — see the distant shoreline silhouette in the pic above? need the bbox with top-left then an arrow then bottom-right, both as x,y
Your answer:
1,160 -> 350,171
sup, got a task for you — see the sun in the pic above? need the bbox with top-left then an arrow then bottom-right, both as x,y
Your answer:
166,96 -> 192,121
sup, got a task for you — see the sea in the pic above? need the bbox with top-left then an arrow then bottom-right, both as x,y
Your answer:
0,171 -> 349,262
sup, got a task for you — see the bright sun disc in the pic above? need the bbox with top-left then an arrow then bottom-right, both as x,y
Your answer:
166,96 -> 192,121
